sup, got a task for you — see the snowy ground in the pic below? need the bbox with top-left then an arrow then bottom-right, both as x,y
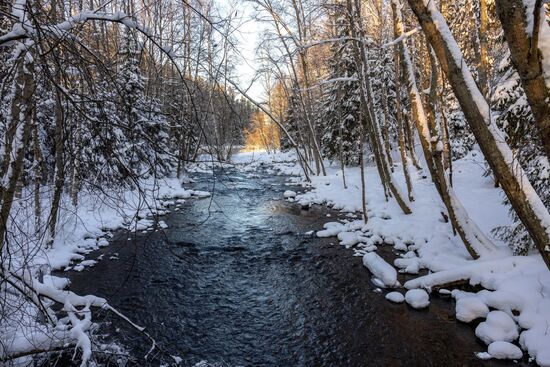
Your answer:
235,149 -> 550,366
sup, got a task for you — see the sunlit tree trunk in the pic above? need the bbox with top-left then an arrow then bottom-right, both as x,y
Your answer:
407,0 -> 550,268
394,50 -> 414,201
394,0 -> 497,258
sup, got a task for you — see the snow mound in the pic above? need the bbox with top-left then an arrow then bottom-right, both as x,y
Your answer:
283,190 -> 297,199
475,311 -> 518,345
487,341 -> 523,360
316,222 -> 345,237
455,294 -> 489,322
405,289 -> 430,309
338,231 -> 369,248
385,292 -> 405,303
191,190 -> 211,198
362,253 -> 399,287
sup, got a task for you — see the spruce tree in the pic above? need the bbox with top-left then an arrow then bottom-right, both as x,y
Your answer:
320,13 -> 362,166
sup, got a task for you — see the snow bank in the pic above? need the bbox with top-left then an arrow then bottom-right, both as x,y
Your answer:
2,175 -> 207,363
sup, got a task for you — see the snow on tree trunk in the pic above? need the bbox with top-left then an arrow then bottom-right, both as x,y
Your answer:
406,0 -> 550,270
0,53 -> 34,256
393,0 -> 497,258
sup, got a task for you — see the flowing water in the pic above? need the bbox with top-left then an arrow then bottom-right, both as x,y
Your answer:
64,166 -> 520,367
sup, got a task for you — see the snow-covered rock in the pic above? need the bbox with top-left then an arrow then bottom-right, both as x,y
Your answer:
487,341 -> 523,360
283,190 -> 297,199
405,289 -> 430,309
362,253 -> 399,287
316,222 -> 345,237
455,296 -> 489,323
475,311 -> 518,345
80,260 -> 97,267
191,190 -> 211,198
97,238 -> 109,247
394,256 -> 421,274
338,231 -> 369,248
385,292 -> 405,303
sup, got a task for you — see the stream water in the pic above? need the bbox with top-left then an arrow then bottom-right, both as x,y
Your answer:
64,166 -> 518,367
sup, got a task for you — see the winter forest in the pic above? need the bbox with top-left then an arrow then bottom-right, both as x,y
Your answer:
1,0 -> 550,365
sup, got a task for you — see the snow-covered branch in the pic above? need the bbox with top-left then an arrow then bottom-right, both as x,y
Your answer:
0,10 -> 140,46
298,37 -> 358,50
383,26 -> 421,47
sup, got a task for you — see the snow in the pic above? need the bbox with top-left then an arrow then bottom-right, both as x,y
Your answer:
385,292 -> 405,303
316,222 -> 345,237
454,294 -> 489,323
283,190 -> 297,198
362,253 -> 399,288
338,231 -> 369,248
475,311 -> 519,345
487,341 -> 523,360
405,289 -> 430,309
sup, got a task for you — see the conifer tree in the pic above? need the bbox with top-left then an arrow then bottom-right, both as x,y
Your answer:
320,13 -> 362,166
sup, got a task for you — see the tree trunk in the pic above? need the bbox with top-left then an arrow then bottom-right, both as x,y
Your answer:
407,0 -> 550,269
347,0 -> 412,215
0,56 -> 34,255
394,49 -> 414,201
495,0 -> 550,162
48,89 -> 65,245
478,0 -> 490,97
32,113 -> 43,232
359,133 -> 368,224
381,83 -> 394,170
394,0 -> 497,258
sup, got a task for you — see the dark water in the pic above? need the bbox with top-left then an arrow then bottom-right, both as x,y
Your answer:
65,166 -> 518,367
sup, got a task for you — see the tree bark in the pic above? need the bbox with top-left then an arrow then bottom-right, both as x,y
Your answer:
394,43 -> 414,201
478,0 -> 490,97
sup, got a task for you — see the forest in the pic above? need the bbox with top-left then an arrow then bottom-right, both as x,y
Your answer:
1,0 -> 550,365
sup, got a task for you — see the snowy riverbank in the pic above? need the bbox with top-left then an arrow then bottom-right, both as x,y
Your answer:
235,149 -> 550,366
1,175 -> 210,365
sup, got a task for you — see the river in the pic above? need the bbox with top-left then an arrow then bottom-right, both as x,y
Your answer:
64,165 -> 516,366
